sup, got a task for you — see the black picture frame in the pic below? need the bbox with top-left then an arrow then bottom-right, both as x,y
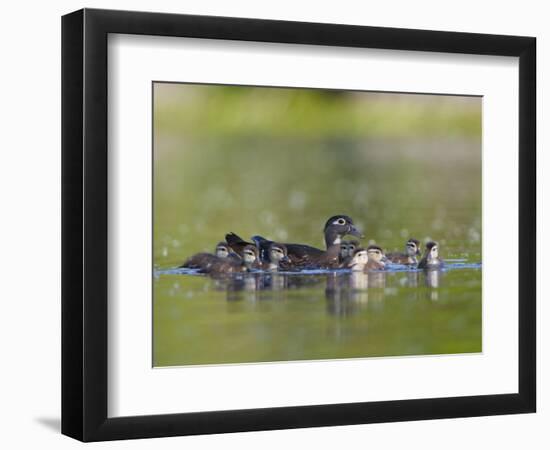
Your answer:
61,8 -> 536,442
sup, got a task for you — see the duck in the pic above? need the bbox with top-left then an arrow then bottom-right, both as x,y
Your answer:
338,239 -> 360,267
179,241 -> 238,269
418,241 -> 444,269
259,243 -> 290,271
252,214 -> 363,269
202,244 -> 259,275
339,241 -> 350,261
386,238 -> 421,265
347,245 -> 386,272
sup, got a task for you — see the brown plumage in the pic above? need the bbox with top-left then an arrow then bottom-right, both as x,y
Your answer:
418,241 -> 444,269
347,246 -> 386,272
180,242 -> 240,269
386,238 -> 421,265
252,215 -> 363,269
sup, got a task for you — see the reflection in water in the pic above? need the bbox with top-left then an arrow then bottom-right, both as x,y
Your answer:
424,269 -> 442,301
154,265 -> 481,366
204,267 -> 445,316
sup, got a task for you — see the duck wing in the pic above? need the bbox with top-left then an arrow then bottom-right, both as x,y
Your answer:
252,236 -> 331,268
283,243 -> 325,268
225,232 -> 253,257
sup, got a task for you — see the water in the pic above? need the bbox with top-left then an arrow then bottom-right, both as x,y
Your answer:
153,263 -> 481,367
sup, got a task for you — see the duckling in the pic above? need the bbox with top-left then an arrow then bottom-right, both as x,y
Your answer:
418,241 -> 444,269
347,245 -> 386,272
339,241 -> 350,261
366,245 -> 387,270
259,243 -> 290,271
253,215 -> 363,269
180,241 -> 237,269
338,239 -> 360,267
386,238 -> 421,265
347,240 -> 360,256
202,244 -> 259,275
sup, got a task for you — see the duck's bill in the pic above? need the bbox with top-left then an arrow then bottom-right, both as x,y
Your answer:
348,225 -> 364,238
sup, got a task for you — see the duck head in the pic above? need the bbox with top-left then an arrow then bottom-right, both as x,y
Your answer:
424,241 -> 439,261
215,242 -> 231,258
269,243 -> 290,265
367,245 -> 386,266
339,241 -> 350,259
242,244 -> 259,268
323,215 -> 363,248
347,239 -> 360,256
406,238 -> 421,257
348,247 -> 369,271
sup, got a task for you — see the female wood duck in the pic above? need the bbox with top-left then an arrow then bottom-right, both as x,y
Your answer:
252,214 -> 363,269
386,238 -> 421,265
180,241 -> 237,269
418,241 -> 444,269
347,245 -> 386,272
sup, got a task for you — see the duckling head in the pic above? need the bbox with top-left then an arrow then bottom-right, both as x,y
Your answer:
269,243 -> 290,264
215,242 -> 230,258
339,241 -> 350,259
406,238 -> 421,256
425,241 -> 439,260
242,245 -> 259,267
367,245 -> 386,265
348,248 -> 369,271
347,239 -> 360,256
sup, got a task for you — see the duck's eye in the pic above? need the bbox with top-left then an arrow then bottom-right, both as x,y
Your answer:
337,218 -> 346,225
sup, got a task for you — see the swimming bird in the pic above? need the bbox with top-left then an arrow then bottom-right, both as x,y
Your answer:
386,238 -> 421,265
201,244 -> 259,275
258,243 -> 290,271
417,241 -> 444,269
338,239 -> 360,267
339,241 -> 351,261
252,215 -> 363,269
180,241 -> 238,269
347,245 -> 386,272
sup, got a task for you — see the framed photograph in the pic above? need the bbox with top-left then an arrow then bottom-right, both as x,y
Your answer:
61,8 -> 536,441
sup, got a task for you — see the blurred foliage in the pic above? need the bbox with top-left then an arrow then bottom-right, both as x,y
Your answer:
154,83 -> 481,140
